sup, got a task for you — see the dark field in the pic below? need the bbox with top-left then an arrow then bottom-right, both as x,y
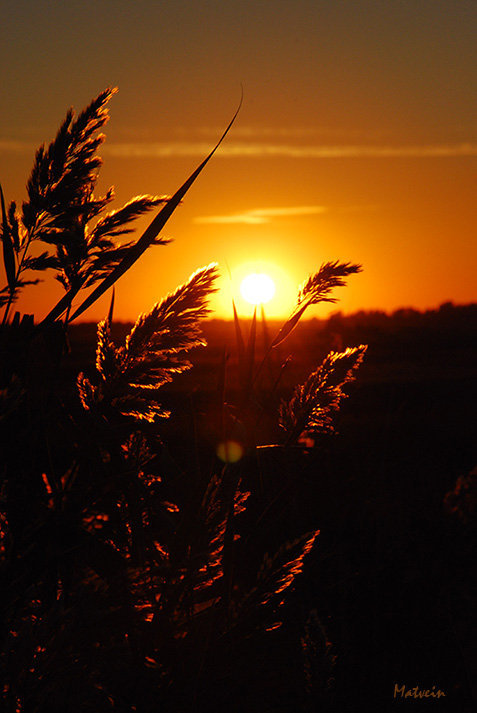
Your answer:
66,304 -> 477,712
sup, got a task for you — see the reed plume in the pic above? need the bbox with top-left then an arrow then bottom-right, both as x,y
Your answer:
1,88 -> 361,712
279,344 -> 367,444
270,261 -> 362,349
1,89 -> 168,325
78,264 -> 218,422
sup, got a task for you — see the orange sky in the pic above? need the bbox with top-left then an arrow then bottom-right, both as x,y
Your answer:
1,1 -> 476,322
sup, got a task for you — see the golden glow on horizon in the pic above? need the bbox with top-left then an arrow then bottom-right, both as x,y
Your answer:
240,273 -> 276,305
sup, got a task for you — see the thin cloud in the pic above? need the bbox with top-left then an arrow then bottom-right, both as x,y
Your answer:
195,214 -> 268,225
195,206 -> 328,225
2,138 -> 476,159
0,140 -> 33,152
117,125 -> 388,141
101,141 -> 477,159
175,126 -> 375,139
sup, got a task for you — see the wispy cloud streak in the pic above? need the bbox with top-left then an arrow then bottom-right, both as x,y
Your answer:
2,139 -> 476,159
195,206 -> 328,225
0,140 -> 33,152
101,142 -> 477,159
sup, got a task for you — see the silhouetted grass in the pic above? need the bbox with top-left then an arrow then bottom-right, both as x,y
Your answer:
6,88 -> 474,713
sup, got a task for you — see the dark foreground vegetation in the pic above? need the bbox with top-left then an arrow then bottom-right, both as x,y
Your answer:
67,304 -> 477,712
1,88 -> 475,713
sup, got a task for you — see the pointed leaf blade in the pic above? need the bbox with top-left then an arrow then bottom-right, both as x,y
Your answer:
65,96 -> 243,324
0,184 -> 16,292
243,306 -> 257,395
107,286 -> 115,326
269,300 -> 310,349
233,299 -> 245,363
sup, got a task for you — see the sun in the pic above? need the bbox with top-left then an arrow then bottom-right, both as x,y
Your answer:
210,260 -> 296,318
240,273 -> 276,305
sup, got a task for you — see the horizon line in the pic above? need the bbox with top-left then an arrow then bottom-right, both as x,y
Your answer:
68,300 -> 476,326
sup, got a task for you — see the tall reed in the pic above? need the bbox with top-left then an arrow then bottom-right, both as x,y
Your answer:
0,89 -> 365,712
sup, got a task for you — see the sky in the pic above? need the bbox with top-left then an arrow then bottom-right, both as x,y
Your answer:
1,0 -> 476,321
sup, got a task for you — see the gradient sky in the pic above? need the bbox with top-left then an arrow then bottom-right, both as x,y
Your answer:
1,0 -> 476,320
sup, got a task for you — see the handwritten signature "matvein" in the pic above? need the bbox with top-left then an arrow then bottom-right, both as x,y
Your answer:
393,683 -> 446,700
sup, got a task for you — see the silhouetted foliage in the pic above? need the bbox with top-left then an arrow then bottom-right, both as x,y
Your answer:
0,90 -> 364,712
445,465 -> 477,527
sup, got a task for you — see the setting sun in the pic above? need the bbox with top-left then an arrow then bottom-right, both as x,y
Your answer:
2,1 -> 476,707
240,273 -> 276,305
210,260 -> 297,319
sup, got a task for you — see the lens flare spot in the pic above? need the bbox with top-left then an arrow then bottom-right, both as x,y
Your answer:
216,440 -> 244,463
240,273 -> 276,305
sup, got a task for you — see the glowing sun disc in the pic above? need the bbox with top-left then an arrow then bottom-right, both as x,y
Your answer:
240,273 -> 276,305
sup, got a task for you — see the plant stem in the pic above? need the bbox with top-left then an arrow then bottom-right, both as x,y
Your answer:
1,225 -> 36,326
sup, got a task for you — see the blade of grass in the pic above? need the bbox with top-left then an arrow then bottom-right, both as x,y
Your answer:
268,300 -> 310,349
107,287 -> 115,327
243,306 -> 257,396
54,94 -> 243,325
1,184 -> 16,292
232,300 -> 245,365
251,301 -> 309,389
260,304 -> 274,384
260,304 -> 270,350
